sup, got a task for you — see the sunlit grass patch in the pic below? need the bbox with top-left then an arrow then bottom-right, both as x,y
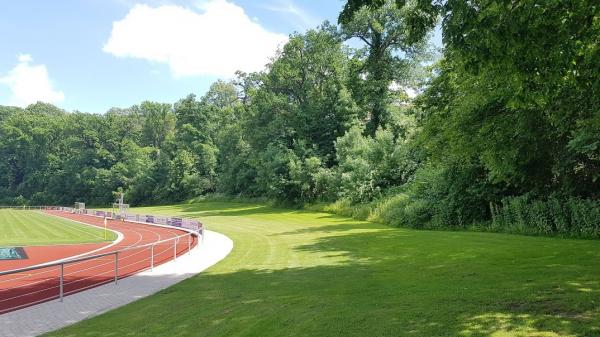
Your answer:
0,209 -> 115,246
47,201 -> 600,337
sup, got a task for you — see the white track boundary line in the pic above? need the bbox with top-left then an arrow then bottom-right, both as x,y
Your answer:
1,241 -> 182,302
0,214 -> 192,301
33,210 -> 109,241
0,230 -> 176,300
0,217 -> 174,287
12,212 -> 124,269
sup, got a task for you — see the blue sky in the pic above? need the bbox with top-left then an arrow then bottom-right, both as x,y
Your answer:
0,0 -> 440,113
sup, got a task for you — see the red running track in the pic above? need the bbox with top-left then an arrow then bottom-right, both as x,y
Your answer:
0,210 -> 198,314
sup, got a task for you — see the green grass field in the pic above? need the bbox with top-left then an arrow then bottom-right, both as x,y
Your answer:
47,201 -> 600,337
0,209 -> 116,247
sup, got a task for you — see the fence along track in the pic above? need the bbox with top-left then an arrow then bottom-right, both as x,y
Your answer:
0,207 -> 203,314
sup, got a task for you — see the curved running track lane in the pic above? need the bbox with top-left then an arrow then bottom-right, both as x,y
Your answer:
0,210 -> 198,314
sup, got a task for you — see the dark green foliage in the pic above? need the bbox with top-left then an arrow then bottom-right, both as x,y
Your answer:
328,123 -> 423,202
491,196 -> 600,238
395,0 -> 600,234
230,25 -> 363,203
425,0 -> 600,197
387,161 -> 498,229
339,0 -> 440,44
0,97 -> 218,205
0,105 -> 22,122
245,25 -> 358,164
215,124 -> 256,196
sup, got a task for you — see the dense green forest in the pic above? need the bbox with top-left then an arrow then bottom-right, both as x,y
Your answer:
1,0 -> 598,237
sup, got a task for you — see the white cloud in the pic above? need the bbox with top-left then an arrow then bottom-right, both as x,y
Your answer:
103,0 -> 288,77
0,54 -> 65,107
262,0 -> 320,30
17,54 -> 33,63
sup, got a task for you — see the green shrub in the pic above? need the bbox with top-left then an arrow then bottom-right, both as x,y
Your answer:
320,198 -> 373,220
314,192 -> 600,240
12,195 -> 28,206
367,194 -> 410,226
399,198 -> 432,228
332,126 -> 422,203
313,193 -> 430,229
490,196 -> 600,238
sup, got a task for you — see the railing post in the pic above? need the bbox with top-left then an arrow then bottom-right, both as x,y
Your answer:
188,234 -> 191,255
173,238 -> 177,260
150,244 -> 154,271
59,263 -> 64,302
114,252 -> 119,285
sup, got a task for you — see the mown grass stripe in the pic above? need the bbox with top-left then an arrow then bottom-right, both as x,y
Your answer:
0,210 -> 116,246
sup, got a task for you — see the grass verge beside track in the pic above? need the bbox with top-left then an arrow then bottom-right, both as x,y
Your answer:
47,201 -> 600,336
0,210 -> 116,247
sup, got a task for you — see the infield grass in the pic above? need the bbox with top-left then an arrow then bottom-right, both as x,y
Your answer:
0,209 -> 116,247
47,201 -> 600,336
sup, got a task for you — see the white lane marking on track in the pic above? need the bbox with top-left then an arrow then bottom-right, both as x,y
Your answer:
0,223 -> 145,284
0,213 -> 195,314
0,216 -> 125,288
0,224 -> 165,286
33,210 -> 108,241
0,217 -> 183,293
0,230 -> 203,314
1,231 -> 177,295
36,212 -> 124,258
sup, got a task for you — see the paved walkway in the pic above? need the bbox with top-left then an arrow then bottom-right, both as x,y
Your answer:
0,230 -> 233,337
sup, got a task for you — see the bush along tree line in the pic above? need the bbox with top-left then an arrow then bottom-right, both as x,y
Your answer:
1,0 -> 598,238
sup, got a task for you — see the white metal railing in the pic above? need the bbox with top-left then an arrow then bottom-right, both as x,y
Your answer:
0,210 -> 201,314
0,232 -> 197,313
0,206 -> 56,210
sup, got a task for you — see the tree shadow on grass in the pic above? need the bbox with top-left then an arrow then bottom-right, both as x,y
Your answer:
289,225 -> 600,336
47,264 -> 600,337
49,220 -> 600,337
276,222 -> 401,235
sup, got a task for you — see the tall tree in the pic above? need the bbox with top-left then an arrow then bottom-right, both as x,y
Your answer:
341,0 -> 436,136
139,101 -> 175,149
421,0 -> 600,196
246,24 -> 358,163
